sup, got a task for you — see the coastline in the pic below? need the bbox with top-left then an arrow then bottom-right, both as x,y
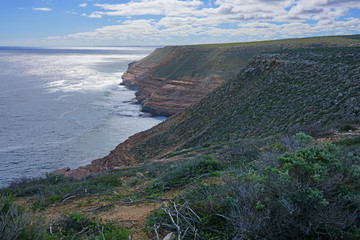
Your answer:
56,34 -> 360,179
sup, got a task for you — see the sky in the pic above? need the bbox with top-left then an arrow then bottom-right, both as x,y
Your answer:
1,0 -> 360,46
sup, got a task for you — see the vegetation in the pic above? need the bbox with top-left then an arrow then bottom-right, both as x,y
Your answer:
194,34 -> 360,48
124,46 -> 360,163
146,155 -> 225,193
50,213 -> 128,240
138,34 -> 360,81
0,195 -> 47,240
0,195 -> 129,240
3,172 -> 123,209
2,133 -> 360,239
148,134 -> 360,239
1,36 -> 360,239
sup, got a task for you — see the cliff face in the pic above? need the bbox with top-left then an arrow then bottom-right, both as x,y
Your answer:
121,45 -> 276,116
64,42 -> 360,178
122,64 -> 223,116
121,35 -> 360,116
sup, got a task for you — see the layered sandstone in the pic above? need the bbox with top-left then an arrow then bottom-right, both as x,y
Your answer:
121,45 -> 266,116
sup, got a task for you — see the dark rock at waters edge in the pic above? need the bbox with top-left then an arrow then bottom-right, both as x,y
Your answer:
119,61 -> 138,91
53,158 -> 109,179
52,167 -> 70,175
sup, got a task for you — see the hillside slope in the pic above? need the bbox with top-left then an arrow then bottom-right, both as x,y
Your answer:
122,35 -> 360,116
67,45 -> 360,177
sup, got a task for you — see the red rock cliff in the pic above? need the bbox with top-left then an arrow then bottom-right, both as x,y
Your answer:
121,45 -> 265,116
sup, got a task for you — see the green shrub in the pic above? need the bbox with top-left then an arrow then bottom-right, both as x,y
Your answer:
150,143 -> 360,239
51,212 -> 128,240
277,143 -> 341,180
147,155 -> 225,192
295,132 -> 314,145
0,195 -> 47,240
101,224 -> 128,240
5,172 -> 123,208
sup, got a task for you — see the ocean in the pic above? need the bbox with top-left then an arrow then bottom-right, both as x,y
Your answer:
0,46 -> 165,188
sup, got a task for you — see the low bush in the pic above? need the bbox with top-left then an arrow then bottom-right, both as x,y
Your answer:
339,124 -> 356,132
336,135 -> 360,147
219,140 -> 260,166
50,212 -> 128,240
150,138 -> 360,239
4,172 -> 123,208
0,195 -> 47,240
147,155 -> 225,193
294,132 -> 314,145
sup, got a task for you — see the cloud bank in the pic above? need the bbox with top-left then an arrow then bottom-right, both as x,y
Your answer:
53,0 -> 360,44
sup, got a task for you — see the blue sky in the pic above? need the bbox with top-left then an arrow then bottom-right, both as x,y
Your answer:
1,0 -> 360,46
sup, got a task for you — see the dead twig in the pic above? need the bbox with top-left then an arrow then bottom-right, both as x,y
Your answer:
154,223 -> 161,240
72,226 -> 89,239
146,197 -> 172,202
62,195 -> 77,204
160,200 -> 202,240
99,226 -> 105,240
83,203 -> 115,212
83,196 -> 163,213
163,201 -> 182,240
119,199 -> 146,205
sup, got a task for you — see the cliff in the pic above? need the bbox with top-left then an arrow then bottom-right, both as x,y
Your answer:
64,37 -> 360,178
121,35 -> 360,116
121,46 -> 252,116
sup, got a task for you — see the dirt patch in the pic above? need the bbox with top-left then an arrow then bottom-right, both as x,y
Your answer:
22,196 -> 161,239
88,200 -> 162,239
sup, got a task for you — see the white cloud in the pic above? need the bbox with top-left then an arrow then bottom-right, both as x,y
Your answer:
52,0 -> 360,45
67,20 -> 159,40
33,7 -> 52,11
157,16 -> 205,27
89,13 -> 102,18
48,36 -> 62,39
285,0 -> 360,21
94,0 -> 203,17
79,3 -> 87,8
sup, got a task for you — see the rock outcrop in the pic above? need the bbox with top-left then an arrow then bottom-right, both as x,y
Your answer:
121,45 -> 273,116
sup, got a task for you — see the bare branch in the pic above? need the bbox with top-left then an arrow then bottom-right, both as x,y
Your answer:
62,195 -> 77,204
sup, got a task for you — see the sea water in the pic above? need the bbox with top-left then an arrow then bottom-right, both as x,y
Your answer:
0,46 -> 164,188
